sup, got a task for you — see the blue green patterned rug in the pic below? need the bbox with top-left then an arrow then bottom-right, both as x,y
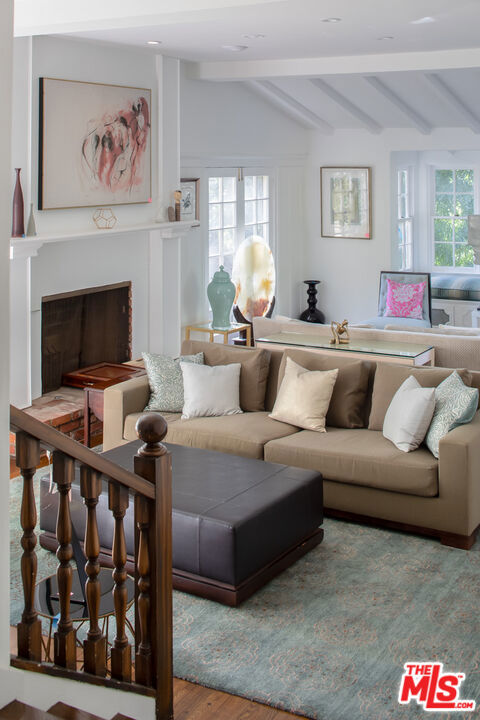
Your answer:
10,473 -> 480,719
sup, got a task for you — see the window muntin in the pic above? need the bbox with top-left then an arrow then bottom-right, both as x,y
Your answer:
208,172 -> 271,281
433,169 -> 475,270
397,169 -> 413,271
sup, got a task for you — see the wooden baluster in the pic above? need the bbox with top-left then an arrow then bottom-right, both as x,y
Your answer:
108,481 -> 132,682
80,465 -> 106,677
134,493 -> 152,686
52,451 -> 77,669
16,431 -> 42,662
134,414 -> 173,720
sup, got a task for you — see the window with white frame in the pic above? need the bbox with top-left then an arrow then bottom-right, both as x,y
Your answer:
397,168 -> 413,271
433,168 -> 476,271
208,171 -> 272,281
208,175 -> 237,280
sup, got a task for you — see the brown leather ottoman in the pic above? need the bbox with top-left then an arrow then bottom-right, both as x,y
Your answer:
39,442 -> 323,606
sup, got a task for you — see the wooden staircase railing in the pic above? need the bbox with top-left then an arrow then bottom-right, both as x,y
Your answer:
10,405 -> 173,720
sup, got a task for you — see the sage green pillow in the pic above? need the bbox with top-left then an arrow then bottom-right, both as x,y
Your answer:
425,371 -> 478,458
142,351 -> 204,413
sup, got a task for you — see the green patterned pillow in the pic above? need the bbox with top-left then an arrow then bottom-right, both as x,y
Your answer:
425,371 -> 478,458
142,352 -> 204,413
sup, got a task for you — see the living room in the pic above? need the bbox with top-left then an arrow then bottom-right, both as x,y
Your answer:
3,1 -> 480,719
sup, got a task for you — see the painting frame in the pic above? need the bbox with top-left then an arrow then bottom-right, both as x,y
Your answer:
180,178 -> 200,221
38,77 -> 152,210
320,166 -> 372,239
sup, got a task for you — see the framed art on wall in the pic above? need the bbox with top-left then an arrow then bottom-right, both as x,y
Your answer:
180,178 -> 200,221
39,77 -> 152,210
321,167 -> 371,239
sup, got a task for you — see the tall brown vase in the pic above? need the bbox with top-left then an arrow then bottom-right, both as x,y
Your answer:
12,168 -> 25,238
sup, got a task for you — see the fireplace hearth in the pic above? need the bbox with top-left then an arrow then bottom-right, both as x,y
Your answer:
41,282 -> 132,394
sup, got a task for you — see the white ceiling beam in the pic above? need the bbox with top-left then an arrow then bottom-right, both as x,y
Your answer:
192,48 -> 480,81
364,75 -> 432,134
309,78 -> 382,134
246,80 -> 334,133
424,73 -> 480,134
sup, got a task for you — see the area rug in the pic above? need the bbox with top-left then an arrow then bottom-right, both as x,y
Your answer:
10,473 -> 480,720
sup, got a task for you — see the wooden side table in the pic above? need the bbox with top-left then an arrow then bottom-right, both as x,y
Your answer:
185,322 -> 252,346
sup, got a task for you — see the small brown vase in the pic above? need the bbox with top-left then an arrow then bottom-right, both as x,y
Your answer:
12,168 -> 25,238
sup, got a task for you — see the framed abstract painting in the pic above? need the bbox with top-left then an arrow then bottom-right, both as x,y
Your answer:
38,77 -> 152,210
321,167 -> 372,239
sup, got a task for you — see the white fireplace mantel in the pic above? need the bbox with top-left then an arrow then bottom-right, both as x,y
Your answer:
10,220 -> 199,408
10,220 -> 199,258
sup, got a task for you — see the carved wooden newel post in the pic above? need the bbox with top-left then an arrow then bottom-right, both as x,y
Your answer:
16,431 -> 42,661
134,414 -> 173,720
80,465 -> 106,676
53,451 -> 77,669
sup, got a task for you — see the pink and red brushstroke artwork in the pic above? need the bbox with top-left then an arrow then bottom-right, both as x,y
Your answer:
81,96 -> 150,194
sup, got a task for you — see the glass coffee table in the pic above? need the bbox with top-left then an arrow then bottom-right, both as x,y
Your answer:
256,332 -> 435,366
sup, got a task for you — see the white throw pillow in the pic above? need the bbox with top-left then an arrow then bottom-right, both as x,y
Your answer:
383,375 -> 435,453
180,362 -> 243,419
269,356 -> 338,432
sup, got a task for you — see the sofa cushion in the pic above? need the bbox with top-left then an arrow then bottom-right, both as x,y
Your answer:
181,340 -> 270,412
368,364 -> 472,431
277,348 -> 371,428
264,428 -> 438,497
165,411 -> 299,459
124,412 -> 182,442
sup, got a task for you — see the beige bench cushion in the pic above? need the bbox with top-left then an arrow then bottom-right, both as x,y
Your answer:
164,411 -> 299,459
264,428 -> 438,497
124,412 -> 182,442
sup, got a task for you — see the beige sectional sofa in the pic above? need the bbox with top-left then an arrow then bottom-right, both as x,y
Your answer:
103,338 -> 480,550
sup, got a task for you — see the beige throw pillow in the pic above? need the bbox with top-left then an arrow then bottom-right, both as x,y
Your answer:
269,357 -> 338,432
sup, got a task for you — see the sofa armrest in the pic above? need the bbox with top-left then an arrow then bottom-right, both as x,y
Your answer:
103,375 -> 150,451
438,411 -> 480,536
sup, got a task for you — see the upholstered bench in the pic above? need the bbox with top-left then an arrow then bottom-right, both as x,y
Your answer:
39,442 -> 323,606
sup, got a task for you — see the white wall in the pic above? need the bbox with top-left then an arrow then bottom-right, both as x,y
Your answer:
0,0 -> 14,687
180,64 -> 309,324
10,38 -> 186,403
307,127 -> 480,323
26,35 -> 159,234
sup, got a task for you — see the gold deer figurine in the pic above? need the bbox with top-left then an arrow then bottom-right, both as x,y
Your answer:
330,319 -> 350,345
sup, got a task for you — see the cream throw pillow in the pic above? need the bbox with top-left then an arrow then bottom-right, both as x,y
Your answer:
180,362 -> 243,419
383,375 -> 435,452
269,357 -> 338,432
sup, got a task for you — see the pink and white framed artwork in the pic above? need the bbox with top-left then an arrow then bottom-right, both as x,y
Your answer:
39,77 -> 152,210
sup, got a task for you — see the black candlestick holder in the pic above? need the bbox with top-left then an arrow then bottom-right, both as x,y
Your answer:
299,280 -> 325,324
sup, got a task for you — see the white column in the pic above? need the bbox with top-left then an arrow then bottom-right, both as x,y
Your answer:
9,240 -> 42,408
148,227 -> 193,357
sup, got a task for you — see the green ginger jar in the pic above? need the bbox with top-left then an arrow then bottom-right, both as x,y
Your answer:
207,265 -> 236,330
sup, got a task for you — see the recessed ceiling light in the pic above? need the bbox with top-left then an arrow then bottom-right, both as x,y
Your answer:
221,44 -> 249,52
411,16 -> 435,24
147,40 -> 162,45
242,34 -> 266,39
378,35 -> 395,40
322,17 -> 342,23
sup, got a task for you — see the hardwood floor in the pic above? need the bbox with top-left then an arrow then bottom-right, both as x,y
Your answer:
9,628 -> 306,720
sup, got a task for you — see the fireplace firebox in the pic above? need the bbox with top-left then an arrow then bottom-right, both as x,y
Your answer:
41,282 -> 132,394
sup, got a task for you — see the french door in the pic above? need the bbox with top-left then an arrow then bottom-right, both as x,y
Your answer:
207,168 -> 274,282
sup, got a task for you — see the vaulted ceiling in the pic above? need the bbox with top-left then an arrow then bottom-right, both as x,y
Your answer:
14,0 -> 480,134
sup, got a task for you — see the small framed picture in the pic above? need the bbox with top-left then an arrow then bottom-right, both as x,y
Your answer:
180,178 -> 200,221
321,167 -> 371,239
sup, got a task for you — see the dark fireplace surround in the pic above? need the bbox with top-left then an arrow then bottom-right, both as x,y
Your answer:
41,282 -> 132,394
